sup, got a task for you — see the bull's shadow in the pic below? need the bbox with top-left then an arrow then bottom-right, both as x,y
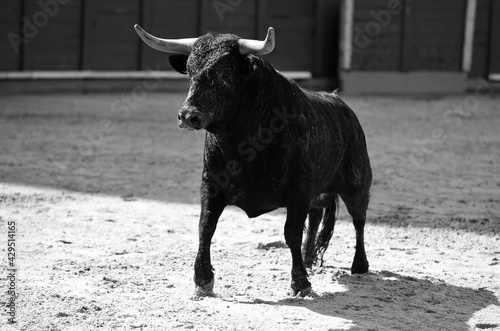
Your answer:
237,269 -> 499,331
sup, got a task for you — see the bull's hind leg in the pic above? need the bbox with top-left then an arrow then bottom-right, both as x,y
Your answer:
285,197 -> 311,296
341,191 -> 370,274
302,208 -> 323,269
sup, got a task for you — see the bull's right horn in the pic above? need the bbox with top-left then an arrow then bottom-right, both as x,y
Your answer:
238,27 -> 275,55
134,24 -> 196,55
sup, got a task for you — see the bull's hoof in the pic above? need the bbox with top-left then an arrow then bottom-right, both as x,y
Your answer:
291,278 -> 312,297
291,285 -> 312,297
351,259 -> 369,274
194,278 -> 215,297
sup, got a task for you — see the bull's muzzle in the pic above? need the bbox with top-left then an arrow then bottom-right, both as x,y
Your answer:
178,107 -> 203,130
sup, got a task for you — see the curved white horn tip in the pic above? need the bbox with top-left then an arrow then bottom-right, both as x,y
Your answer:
265,27 -> 275,52
134,24 -> 143,34
266,27 -> 275,40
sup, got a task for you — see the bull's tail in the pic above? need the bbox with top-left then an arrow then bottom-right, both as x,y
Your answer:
314,195 -> 339,266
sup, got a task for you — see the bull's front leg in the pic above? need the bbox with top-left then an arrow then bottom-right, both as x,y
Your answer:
194,181 -> 226,296
285,197 -> 311,296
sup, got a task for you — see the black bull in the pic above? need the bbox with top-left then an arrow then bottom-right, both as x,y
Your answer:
135,27 -> 372,296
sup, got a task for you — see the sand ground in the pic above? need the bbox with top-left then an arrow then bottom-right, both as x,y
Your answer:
0,91 -> 499,330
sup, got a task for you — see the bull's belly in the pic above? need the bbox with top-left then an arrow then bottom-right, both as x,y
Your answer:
235,204 -> 283,218
221,161 -> 344,217
225,173 -> 340,217
233,191 -> 337,217
228,184 -> 286,219
232,194 -> 286,218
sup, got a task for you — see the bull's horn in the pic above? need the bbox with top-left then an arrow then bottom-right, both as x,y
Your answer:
238,27 -> 275,55
134,24 -> 196,55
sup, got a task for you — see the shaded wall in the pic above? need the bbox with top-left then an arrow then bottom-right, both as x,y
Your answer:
0,0 -> 341,78
348,0 -> 497,80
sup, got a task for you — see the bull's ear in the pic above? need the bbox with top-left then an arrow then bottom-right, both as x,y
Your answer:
169,55 -> 189,74
245,54 -> 260,74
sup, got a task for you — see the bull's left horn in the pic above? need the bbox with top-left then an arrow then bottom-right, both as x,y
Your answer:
238,27 -> 275,56
134,24 -> 196,55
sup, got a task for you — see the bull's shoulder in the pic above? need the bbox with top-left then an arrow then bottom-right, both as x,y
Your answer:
316,90 -> 340,100
303,89 -> 342,106
303,90 -> 353,116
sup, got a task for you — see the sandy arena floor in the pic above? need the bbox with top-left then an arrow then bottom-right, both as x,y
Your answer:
0,91 -> 499,330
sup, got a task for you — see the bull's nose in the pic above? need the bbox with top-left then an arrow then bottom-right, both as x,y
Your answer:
178,108 -> 202,130
187,114 -> 201,128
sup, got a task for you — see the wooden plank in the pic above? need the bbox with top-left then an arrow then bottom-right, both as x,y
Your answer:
262,0 -> 315,71
0,2 -> 22,70
256,0 -> 268,38
314,0 -> 341,77
343,71 -> 467,93
351,0 -> 404,71
23,0 -> 82,70
462,0 -> 477,72
267,0 -> 315,16
140,0 -> 198,71
400,0 -> 413,71
200,0 -> 256,38
403,0 -> 467,71
83,0 -> 141,70
488,0 -> 500,77
470,0 -> 492,77
340,0 -> 355,71
0,70 -> 309,80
